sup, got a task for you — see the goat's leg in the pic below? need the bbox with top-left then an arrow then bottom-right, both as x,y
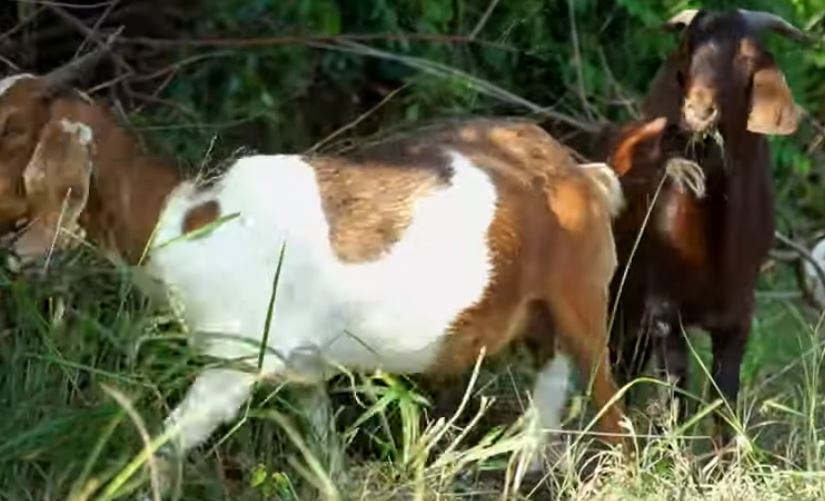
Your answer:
709,320 -> 750,446
514,353 -> 573,489
294,383 -> 345,474
511,302 -> 571,488
154,368 -> 258,496
548,286 -> 626,447
612,309 -> 654,405
656,325 -> 689,425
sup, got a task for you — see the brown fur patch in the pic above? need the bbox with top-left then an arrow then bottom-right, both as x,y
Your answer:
413,120 -> 625,442
306,119 -> 587,264
658,190 -> 708,269
182,200 -> 220,235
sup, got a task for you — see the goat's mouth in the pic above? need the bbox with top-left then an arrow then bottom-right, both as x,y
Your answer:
681,109 -> 720,134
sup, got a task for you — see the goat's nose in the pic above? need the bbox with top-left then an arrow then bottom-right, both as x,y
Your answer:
686,100 -> 718,122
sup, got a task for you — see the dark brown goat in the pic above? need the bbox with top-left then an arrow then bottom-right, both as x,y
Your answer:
607,8 -> 808,443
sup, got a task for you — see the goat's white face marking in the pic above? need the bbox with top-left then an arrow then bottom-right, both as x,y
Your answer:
146,150 -> 496,377
0,73 -> 35,97
58,119 -> 94,145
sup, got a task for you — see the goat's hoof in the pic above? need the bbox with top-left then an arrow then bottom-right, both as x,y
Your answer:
132,443 -> 181,501
664,157 -> 706,198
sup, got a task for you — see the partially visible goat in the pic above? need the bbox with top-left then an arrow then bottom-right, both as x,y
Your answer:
2,63 -> 628,494
607,8 -> 808,442
801,236 -> 825,310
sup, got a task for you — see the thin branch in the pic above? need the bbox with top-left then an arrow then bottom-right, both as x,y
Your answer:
470,0 -> 501,39
47,5 -> 133,74
598,46 -> 640,119
567,0 -> 594,121
307,82 -> 411,154
0,53 -> 20,71
74,0 -> 122,58
129,51 -> 235,83
0,4 -> 45,43
118,32 -> 518,53
316,39 -> 603,134
9,0 -> 120,8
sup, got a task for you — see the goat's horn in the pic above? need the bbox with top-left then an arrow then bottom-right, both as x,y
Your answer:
664,9 -> 700,30
738,9 -> 813,43
41,28 -> 122,92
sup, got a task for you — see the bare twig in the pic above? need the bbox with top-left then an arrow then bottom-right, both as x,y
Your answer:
802,108 -> 825,154
316,39 -> 603,134
10,0 -> 121,8
118,32 -> 519,53
598,46 -> 640,119
130,51 -> 235,83
48,5 -> 133,74
74,0 -> 122,57
470,0 -> 501,40
124,89 -> 197,119
567,0 -> 594,121
0,4 -> 45,43
307,82 -> 411,154
0,54 -> 20,71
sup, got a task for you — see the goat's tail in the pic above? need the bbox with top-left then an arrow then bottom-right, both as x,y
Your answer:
579,162 -> 625,218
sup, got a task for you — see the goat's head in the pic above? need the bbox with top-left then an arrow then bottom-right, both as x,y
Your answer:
645,8 -> 808,137
0,43 -> 112,265
12,118 -> 94,263
0,42 -> 110,237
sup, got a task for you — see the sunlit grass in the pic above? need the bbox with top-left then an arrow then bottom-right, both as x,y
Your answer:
0,245 -> 823,500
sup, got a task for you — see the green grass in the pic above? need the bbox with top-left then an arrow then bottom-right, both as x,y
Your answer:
0,241 -> 823,500
1,3 -> 824,496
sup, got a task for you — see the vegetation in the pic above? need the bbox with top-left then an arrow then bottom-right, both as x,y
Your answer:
1,1 -> 825,499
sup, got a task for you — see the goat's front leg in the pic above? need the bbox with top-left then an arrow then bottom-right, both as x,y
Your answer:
154,367 -> 258,496
710,319 -> 750,447
654,323 -> 689,424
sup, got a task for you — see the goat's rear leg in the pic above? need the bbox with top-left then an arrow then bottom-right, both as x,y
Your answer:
548,285 -> 626,448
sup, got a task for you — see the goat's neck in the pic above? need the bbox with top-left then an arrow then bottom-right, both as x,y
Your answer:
80,118 -> 183,264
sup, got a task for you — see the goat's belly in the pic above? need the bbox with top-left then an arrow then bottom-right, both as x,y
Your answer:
147,151 -> 498,377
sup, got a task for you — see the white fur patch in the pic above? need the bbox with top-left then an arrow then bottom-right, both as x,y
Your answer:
0,73 -> 34,97
579,162 -> 625,217
803,238 -> 825,308
145,150 -> 497,378
518,354 -> 572,476
531,354 -> 572,433
59,119 -> 93,145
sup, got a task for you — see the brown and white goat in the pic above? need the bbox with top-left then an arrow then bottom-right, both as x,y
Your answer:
1,67 -> 628,491
606,8 -> 807,441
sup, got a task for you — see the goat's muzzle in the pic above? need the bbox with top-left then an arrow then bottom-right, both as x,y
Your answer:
682,93 -> 719,133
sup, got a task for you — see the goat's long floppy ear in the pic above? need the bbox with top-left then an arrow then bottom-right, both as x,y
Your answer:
23,118 -> 94,211
610,117 -> 668,176
747,61 -> 800,136
15,118 -> 95,259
